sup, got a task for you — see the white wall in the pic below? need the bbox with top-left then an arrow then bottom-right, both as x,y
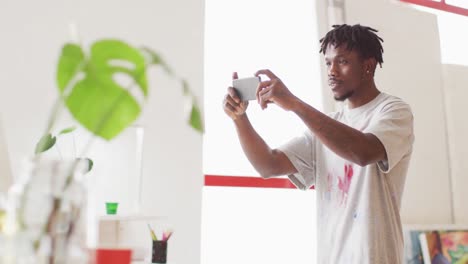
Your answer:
442,64 -> 468,224
0,0 -> 204,263
316,0 -> 466,225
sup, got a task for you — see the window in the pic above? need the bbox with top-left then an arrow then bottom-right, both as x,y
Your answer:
401,0 -> 468,65
202,0 -> 322,263
437,11 -> 468,66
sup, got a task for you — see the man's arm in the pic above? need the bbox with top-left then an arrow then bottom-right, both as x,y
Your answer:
292,100 -> 385,166
255,69 -> 386,167
232,114 -> 297,178
223,72 -> 297,178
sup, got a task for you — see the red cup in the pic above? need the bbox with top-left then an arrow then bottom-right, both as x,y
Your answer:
94,248 -> 132,264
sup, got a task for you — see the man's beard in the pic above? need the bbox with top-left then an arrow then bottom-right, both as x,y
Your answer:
334,90 -> 354,101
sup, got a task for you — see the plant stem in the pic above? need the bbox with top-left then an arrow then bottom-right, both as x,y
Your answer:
25,60 -> 87,255
43,62 -> 84,138
46,198 -> 60,264
72,133 -> 77,158
56,144 -> 63,161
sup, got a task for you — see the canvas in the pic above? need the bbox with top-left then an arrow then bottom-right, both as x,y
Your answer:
420,230 -> 468,264
404,229 -> 424,264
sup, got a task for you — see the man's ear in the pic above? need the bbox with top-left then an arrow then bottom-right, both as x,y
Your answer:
364,58 -> 377,75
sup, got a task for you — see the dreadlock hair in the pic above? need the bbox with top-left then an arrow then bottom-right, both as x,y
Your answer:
319,24 -> 384,68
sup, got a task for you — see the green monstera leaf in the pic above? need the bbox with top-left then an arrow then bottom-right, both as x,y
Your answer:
57,40 -> 148,140
76,157 -> 94,173
57,40 -> 203,140
34,133 -> 57,154
182,79 -> 203,133
58,126 -> 76,135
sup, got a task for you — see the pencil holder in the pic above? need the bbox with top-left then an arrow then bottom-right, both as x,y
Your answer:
152,240 -> 168,264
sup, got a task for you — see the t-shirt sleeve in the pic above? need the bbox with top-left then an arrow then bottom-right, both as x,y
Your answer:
365,101 -> 414,173
277,131 -> 316,190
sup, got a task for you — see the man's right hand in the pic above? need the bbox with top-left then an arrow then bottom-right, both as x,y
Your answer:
223,72 -> 249,120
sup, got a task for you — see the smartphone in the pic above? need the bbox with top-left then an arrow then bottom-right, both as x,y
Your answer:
232,76 -> 260,101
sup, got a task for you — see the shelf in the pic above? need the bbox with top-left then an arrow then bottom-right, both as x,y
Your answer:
98,214 -> 169,250
99,214 -> 168,222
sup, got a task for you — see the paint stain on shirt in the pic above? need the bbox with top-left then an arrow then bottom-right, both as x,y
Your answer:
338,164 -> 354,205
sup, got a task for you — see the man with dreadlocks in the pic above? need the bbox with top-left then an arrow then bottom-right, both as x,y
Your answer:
223,24 -> 414,264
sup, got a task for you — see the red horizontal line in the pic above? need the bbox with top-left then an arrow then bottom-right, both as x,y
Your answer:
204,174 -> 314,189
400,0 -> 468,16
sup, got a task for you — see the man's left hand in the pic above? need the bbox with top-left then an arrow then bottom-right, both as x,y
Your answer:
255,69 -> 299,111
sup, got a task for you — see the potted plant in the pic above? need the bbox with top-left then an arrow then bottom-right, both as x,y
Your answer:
3,38 -> 203,264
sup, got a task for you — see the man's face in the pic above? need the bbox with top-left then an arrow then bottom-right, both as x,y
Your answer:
324,44 -> 366,101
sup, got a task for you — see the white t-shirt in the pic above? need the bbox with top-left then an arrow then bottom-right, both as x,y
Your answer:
278,92 -> 414,264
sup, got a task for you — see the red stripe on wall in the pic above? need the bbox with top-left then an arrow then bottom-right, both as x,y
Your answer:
204,174 -> 315,189
400,0 -> 468,16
